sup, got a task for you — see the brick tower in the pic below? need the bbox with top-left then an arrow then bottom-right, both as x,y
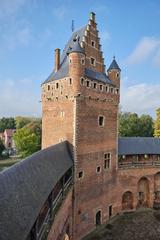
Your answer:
42,12 -> 120,239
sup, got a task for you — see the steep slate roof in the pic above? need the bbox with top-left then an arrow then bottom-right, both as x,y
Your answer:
107,57 -> 121,71
85,68 -> 114,85
43,26 -> 86,84
118,137 -> 160,155
43,25 -> 114,85
0,141 -> 73,240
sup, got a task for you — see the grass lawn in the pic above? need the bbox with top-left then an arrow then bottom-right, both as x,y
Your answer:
0,157 -> 22,172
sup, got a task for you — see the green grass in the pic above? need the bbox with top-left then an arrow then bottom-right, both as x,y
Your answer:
0,157 -> 21,172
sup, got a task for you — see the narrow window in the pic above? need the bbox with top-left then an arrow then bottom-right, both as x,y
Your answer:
78,171 -> 84,179
86,80 -> 90,87
109,205 -> 112,218
48,85 -> 50,91
116,72 -> 120,78
110,88 -> 114,93
98,116 -> 105,127
116,89 -> 119,94
104,153 -> 111,169
91,41 -> 95,47
81,78 -> 84,85
81,58 -> 85,65
95,210 -> 101,226
56,82 -> 59,89
69,58 -> 72,63
100,85 -> 103,91
91,57 -> 95,66
69,78 -> 72,85
96,166 -> 101,173
93,83 -> 97,89
106,86 -> 108,92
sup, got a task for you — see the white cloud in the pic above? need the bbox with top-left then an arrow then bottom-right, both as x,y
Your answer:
0,0 -> 27,19
120,83 -> 160,117
0,78 -> 41,117
125,37 -> 160,65
53,6 -> 66,20
153,49 -> 160,67
100,30 -> 110,42
5,27 -> 31,50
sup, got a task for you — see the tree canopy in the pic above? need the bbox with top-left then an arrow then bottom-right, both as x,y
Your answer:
13,127 -> 40,158
0,117 -> 16,132
0,139 -> 5,156
154,108 -> 160,137
119,112 -> 154,137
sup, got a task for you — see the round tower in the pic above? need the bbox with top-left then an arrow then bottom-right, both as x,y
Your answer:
107,56 -> 121,88
67,37 -> 85,95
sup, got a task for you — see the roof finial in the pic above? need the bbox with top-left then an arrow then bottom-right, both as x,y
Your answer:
113,55 -> 115,60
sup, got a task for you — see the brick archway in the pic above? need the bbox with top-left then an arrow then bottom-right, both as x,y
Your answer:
154,172 -> 160,207
137,177 -> 150,208
122,191 -> 133,210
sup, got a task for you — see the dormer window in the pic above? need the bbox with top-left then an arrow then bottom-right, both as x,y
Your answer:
91,57 -> 95,66
91,41 -> 95,47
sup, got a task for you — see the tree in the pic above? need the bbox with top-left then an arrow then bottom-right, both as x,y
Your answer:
139,114 -> 154,137
0,117 -> 16,132
154,108 -> 160,137
0,139 -> 5,156
119,112 -> 154,137
15,116 -> 32,129
13,128 -> 40,158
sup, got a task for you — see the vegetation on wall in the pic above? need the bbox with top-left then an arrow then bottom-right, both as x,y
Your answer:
154,108 -> 160,137
119,112 -> 154,137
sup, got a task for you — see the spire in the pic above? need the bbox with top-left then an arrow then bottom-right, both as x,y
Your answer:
107,56 -> 121,72
67,35 -> 85,55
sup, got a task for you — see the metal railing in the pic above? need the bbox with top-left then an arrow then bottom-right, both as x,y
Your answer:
118,160 -> 160,169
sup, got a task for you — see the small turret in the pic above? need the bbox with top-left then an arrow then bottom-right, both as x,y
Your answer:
67,36 -> 85,94
107,56 -> 121,88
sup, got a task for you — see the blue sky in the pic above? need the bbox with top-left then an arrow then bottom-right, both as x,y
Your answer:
0,0 -> 160,118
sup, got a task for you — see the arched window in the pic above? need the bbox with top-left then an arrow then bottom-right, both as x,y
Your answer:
95,210 -> 101,226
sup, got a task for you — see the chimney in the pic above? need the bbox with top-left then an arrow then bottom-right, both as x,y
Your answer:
55,48 -> 60,72
90,12 -> 95,22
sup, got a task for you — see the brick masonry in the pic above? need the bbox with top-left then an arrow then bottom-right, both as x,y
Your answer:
42,12 -> 160,240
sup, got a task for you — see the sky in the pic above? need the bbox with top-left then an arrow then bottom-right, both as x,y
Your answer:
0,0 -> 160,118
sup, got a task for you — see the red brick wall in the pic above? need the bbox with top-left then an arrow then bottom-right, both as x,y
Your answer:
47,189 -> 73,240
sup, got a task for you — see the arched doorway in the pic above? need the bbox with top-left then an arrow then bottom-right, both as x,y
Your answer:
122,191 -> 133,210
137,177 -> 150,208
95,210 -> 101,226
154,172 -> 160,206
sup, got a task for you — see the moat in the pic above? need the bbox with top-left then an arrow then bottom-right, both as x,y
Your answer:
83,209 -> 160,240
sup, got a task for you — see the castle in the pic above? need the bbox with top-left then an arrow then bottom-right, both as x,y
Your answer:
0,12 -> 160,240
